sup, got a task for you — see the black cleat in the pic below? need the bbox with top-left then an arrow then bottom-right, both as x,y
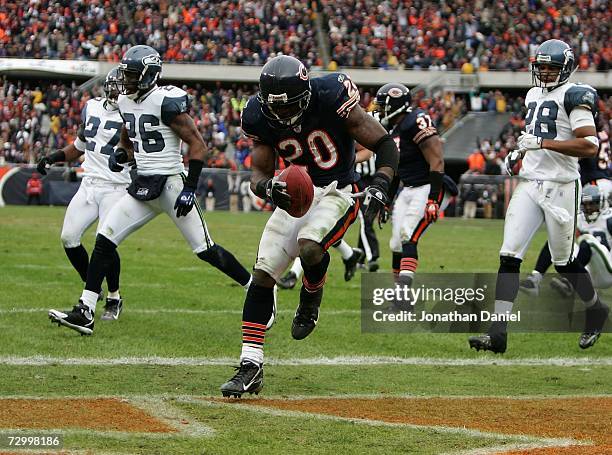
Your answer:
291,286 -> 323,340
48,301 -> 94,335
579,302 -> 609,349
367,260 -> 380,272
220,360 -> 263,398
101,297 -> 123,321
519,275 -> 540,297
343,248 -> 365,281
468,332 -> 507,354
550,276 -> 574,298
278,271 -> 298,290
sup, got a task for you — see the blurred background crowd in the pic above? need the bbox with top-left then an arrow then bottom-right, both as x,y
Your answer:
0,0 -> 609,71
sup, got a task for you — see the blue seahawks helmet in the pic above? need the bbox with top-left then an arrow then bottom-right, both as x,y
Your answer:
581,184 -> 607,222
531,39 -> 576,89
118,45 -> 162,98
257,55 -> 311,128
103,67 -> 121,106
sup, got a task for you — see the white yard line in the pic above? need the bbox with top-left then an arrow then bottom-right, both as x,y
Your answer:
0,307 -> 359,316
187,397 -> 585,451
0,355 -> 610,367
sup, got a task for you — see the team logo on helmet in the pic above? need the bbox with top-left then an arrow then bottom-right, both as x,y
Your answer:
388,87 -> 404,98
142,54 -> 161,66
298,64 -> 308,81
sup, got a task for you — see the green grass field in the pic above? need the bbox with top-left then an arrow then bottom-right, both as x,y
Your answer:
0,207 -> 610,454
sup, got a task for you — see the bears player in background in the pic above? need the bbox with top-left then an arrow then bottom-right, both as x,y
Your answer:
521,118 -> 611,296
355,141 -> 381,272
374,83 -> 457,287
469,39 -> 609,354
41,68 -> 129,321
49,45 -> 251,335
221,55 -> 399,397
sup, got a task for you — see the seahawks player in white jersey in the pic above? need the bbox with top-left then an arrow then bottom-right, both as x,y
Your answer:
469,39 -> 609,353
520,185 -> 612,296
48,46 -> 251,335
42,68 -> 129,322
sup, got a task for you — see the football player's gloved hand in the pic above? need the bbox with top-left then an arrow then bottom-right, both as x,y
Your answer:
174,186 -> 196,217
424,199 -> 440,223
363,173 -> 390,228
504,148 -> 525,176
36,156 -> 53,175
265,178 -> 292,211
108,147 -> 128,172
36,150 -> 63,175
517,131 -> 542,150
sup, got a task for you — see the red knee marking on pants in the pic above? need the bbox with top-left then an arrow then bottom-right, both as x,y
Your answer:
323,195 -> 360,251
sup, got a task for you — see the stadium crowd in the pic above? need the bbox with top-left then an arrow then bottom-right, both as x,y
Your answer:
0,77 -> 466,167
0,1 -> 609,71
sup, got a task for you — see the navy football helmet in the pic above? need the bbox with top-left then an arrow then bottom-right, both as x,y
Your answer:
118,45 -> 162,98
531,39 -> 576,89
582,184 -> 607,222
258,55 -> 311,128
103,67 -> 121,107
374,83 -> 411,129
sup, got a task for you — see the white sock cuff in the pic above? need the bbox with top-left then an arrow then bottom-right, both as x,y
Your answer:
494,299 -> 514,315
80,290 -> 99,312
241,345 -> 264,365
336,241 -> 353,260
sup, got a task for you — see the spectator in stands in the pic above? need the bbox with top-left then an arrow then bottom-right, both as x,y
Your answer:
467,149 -> 486,174
26,172 -> 43,205
462,184 -> 479,219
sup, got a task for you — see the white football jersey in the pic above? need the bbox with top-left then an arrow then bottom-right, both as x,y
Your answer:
79,98 -> 131,184
520,82 -> 597,183
117,85 -> 189,176
578,209 -> 612,250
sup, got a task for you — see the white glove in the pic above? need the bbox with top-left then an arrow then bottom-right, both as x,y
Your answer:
517,131 -> 543,150
504,148 -> 525,176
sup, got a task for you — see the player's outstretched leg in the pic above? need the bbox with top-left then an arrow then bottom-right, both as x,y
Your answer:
520,241 -> 551,296
291,239 -> 329,340
49,234 -> 118,335
101,249 -> 123,321
555,258 -> 610,349
398,240 -> 419,287
197,244 -> 251,288
221,269 -> 276,398
469,256 -> 521,354
63,244 -> 89,283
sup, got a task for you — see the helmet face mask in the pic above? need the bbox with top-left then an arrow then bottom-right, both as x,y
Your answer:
531,40 -> 575,89
257,55 -> 311,129
374,83 -> 411,129
103,67 -> 121,106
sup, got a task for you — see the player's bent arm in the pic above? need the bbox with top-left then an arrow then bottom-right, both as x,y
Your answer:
60,143 -> 84,162
344,105 -> 398,181
169,113 -> 207,189
419,135 -> 444,173
249,141 -> 277,198
542,124 -> 598,158
355,144 -> 374,164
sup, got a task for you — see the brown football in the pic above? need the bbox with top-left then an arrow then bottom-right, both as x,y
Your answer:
276,165 -> 314,218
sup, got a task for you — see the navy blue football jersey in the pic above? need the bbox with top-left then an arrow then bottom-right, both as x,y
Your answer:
241,73 -> 361,187
392,108 -> 438,186
579,130 -> 610,185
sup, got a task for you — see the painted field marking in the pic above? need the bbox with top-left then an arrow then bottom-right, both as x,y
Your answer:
0,307 -> 359,316
186,397 -> 584,455
0,355 -> 611,367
